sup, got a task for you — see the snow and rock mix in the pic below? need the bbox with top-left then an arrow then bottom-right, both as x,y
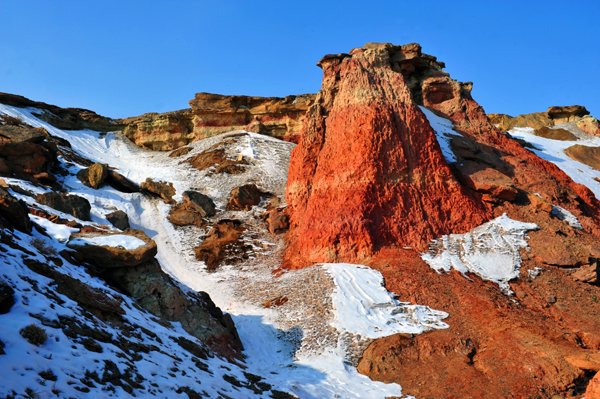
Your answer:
0,104 -> 451,398
420,105 -> 463,163
421,214 -> 539,294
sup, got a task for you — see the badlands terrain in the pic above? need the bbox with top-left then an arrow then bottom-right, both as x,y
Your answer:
2,42 -> 600,399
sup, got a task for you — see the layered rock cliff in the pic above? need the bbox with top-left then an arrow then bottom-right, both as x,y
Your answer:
284,42 -> 600,398
121,92 -> 315,150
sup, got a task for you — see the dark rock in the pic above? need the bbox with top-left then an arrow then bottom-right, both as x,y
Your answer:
0,187 -> 33,233
106,210 -> 130,230
36,192 -> 91,221
105,170 -> 140,193
141,178 -> 176,204
0,141 -> 54,177
0,279 -> 15,314
66,229 -> 157,268
168,147 -> 193,157
182,191 -> 216,217
0,125 -> 48,143
228,184 -> 262,210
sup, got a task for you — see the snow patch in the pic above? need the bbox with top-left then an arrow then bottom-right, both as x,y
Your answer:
421,214 -> 539,294
326,263 -> 448,338
551,205 -> 583,230
29,215 -> 79,242
69,234 -> 146,250
420,105 -> 462,163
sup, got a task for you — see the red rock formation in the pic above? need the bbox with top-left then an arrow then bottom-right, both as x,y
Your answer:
285,42 -> 600,397
284,43 -> 490,266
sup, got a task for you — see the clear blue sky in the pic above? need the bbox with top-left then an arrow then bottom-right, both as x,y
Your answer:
1,1 -> 599,119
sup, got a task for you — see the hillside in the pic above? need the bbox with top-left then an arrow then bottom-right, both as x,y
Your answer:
2,42 -> 600,398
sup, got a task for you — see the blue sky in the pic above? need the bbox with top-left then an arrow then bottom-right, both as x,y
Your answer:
1,1 -> 598,119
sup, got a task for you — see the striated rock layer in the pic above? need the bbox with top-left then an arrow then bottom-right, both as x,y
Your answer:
284,42 -> 490,266
121,92 -> 316,150
285,42 -> 600,398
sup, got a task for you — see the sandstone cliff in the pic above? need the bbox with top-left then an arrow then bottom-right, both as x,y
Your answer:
121,92 -> 316,150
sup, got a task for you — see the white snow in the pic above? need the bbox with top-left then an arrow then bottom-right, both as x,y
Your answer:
421,214 -> 539,294
420,105 -> 463,163
551,205 -> 583,230
29,214 -> 79,242
326,263 -> 448,338
508,126 -> 600,199
69,234 -> 147,250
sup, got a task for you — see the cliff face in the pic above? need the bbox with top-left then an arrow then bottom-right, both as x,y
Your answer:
284,43 -> 490,266
121,93 -> 315,150
284,42 -> 600,398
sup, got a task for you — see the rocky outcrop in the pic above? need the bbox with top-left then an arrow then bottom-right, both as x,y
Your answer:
0,92 -> 124,132
0,187 -> 33,233
565,145 -> 600,170
284,42 -> 489,266
37,192 -> 92,221
489,105 -> 599,136
168,191 -> 216,228
182,191 -> 216,217
286,42 -> 600,398
121,93 -> 317,151
66,229 -> 157,268
77,163 -> 109,189
141,178 -> 176,204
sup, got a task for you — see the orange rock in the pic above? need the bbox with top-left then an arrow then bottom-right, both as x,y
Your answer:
586,371 -> 600,399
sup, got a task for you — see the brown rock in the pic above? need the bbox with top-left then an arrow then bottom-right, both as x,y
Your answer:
182,191 -> 216,217
105,170 -> 140,193
0,141 -> 54,176
106,210 -> 130,230
120,109 -> 194,151
193,220 -> 251,271
565,145 -> 600,170
167,202 -> 206,228
586,371 -> 600,399
0,125 -> 48,143
0,187 -> 33,233
168,146 -> 193,157
487,112 -> 553,131
36,192 -> 91,221
66,229 -> 157,268
547,105 -> 590,123
228,184 -> 262,211
88,163 -> 108,189
529,194 -> 554,212
533,126 -> 578,141
186,147 -> 247,175
454,161 -> 518,201
572,262 -> 598,284
266,209 -> 289,234
141,178 -> 176,204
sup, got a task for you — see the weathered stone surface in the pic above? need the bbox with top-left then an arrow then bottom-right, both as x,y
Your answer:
0,187 -> 32,233
534,126 -> 578,141
0,92 -> 124,132
284,42 -> 489,266
66,229 -> 157,268
547,105 -> 590,123
0,141 -> 54,177
186,147 -> 248,175
119,93 -> 317,151
167,203 -> 206,228
182,191 -> 216,217
565,145 -> 600,170
141,178 -> 176,204
106,210 -> 130,230
577,115 -> 600,136
266,209 -> 289,235
194,220 -> 251,271
586,371 -> 600,399
105,170 -> 140,193
0,124 -> 48,143
77,163 -> 109,189
104,259 -> 243,358
572,262 -> 598,284
37,192 -> 91,221
454,161 -> 518,201
228,184 -> 262,211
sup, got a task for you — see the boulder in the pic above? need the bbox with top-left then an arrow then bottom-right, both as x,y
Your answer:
0,187 -> 33,233
36,192 -> 91,221
141,178 -> 176,204
167,202 -> 206,227
0,142 -> 54,176
0,279 -> 15,314
228,184 -> 262,211
106,210 -> 130,230
572,262 -> 598,284
193,220 -> 251,271
66,229 -> 157,268
182,190 -> 216,217
547,105 -> 589,123
533,126 -> 578,141
76,163 -> 108,189
577,115 -> 600,136
0,125 -> 48,143
454,161 -> 518,201
266,209 -> 289,234
105,170 -> 140,193
565,145 -> 600,171
186,148 -> 247,175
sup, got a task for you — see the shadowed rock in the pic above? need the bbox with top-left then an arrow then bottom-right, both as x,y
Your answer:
37,192 -> 91,221
0,187 -> 33,233
106,210 -> 130,230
